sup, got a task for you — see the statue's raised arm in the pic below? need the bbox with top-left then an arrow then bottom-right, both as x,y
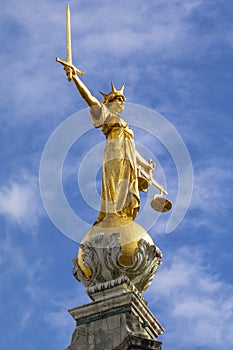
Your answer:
56,4 -> 100,107
64,66 -> 100,107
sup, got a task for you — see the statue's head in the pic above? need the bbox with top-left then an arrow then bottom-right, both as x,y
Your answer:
100,82 -> 126,112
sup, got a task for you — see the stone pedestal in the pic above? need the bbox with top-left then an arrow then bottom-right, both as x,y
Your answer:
66,227 -> 164,350
65,277 -> 164,350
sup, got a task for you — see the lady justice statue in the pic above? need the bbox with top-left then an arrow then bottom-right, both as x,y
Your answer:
64,78 -> 158,224
56,5 -> 172,293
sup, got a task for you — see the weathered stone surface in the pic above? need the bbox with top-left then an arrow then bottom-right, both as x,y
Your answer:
65,288 -> 164,350
87,275 -> 140,301
114,334 -> 162,350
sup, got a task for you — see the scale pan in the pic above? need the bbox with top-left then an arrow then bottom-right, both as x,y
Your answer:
150,196 -> 172,212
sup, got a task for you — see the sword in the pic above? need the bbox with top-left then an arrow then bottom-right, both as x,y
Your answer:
56,4 -> 84,80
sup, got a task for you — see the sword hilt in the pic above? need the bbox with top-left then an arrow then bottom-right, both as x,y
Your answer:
56,57 -> 84,79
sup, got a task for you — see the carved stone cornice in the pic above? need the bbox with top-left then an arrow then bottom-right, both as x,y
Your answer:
68,288 -> 164,341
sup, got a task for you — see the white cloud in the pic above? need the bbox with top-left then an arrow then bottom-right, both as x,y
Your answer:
0,182 -> 31,220
0,234 -> 52,329
45,308 -> 73,338
0,173 -> 43,230
0,234 -> 27,271
145,246 -> 233,349
73,0 -> 230,63
0,238 -> 34,331
192,164 -> 231,212
20,308 -> 33,329
0,235 -> 45,289
44,287 -> 90,344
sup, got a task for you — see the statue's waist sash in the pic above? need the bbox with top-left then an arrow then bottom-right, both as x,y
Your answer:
103,123 -> 134,139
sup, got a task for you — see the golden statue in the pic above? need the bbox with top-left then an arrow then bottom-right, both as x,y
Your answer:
56,5 -> 171,227
56,5 -> 174,294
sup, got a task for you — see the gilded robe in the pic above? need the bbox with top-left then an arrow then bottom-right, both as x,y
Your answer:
90,104 -> 140,223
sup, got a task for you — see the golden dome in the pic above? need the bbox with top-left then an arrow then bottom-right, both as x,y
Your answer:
78,216 -> 154,278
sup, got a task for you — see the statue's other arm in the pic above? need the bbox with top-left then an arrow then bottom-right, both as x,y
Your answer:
136,151 -> 155,173
64,66 -> 101,107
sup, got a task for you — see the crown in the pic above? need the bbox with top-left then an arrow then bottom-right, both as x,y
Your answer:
99,82 -> 126,103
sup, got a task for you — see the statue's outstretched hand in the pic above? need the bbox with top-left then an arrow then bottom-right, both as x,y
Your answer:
64,64 -> 76,82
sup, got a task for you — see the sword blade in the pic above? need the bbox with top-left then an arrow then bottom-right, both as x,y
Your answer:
66,4 -> 72,64
56,5 -> 84,78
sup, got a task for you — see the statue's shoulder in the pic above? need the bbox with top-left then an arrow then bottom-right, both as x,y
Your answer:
89,103 -> 110,128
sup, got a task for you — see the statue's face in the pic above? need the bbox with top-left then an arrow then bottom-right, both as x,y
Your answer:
108,95 -> 125,113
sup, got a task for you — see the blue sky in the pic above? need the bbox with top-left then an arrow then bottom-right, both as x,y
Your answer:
0,1 -> 233,349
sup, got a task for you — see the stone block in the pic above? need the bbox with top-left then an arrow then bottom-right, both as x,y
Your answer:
107,314 -> 121,330
65,289 -> 164,350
